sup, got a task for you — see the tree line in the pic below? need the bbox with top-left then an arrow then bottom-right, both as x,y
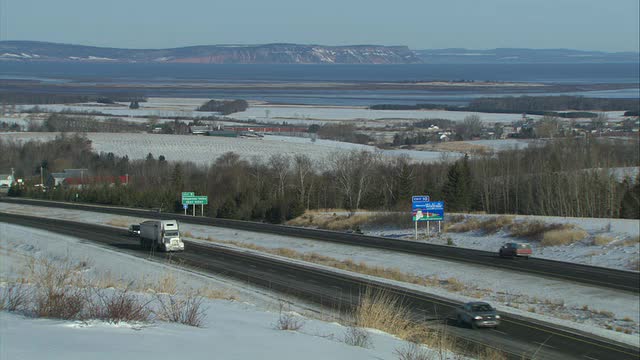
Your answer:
197,100 -> 249,115
2,134 -> 638,221
370,96 -> 640,116
0,93 -> 147,105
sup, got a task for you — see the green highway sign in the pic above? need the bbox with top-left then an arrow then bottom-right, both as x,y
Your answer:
182,192 -> 195,197
182,195 -> 208,205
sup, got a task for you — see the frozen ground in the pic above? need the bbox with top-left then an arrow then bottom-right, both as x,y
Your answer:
0,222 -> 458,360
0,132 -> 458,164
1,203 -> 637,343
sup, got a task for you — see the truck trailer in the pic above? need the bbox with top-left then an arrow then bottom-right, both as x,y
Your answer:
139,220 -> 185,252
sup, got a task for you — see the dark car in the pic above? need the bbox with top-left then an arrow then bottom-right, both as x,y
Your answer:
128,224 -> 140,236
499,242 -> 532,259
456,301 -> 500,329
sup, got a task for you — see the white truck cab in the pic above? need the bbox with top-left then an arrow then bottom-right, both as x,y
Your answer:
139,220 -> 185,252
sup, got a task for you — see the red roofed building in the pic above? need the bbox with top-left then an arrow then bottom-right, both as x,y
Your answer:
62,175 -> 130,189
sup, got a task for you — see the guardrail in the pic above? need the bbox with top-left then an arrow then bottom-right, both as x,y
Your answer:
1,197 -> 638,292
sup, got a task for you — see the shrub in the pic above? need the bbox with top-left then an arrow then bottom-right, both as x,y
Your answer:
29,258 -> 88,320
275,302 -> 304,331
343,326 -> 373,348
541,229 -> 588,246
89,287 -> 153,323
394,343 -> 432,360
35,285 -> 86,320
155,292 -> 206,327
0,283 -> 30,312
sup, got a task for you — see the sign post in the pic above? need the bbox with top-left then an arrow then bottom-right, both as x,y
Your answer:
412,196 -> 445,239
182,194 -> 209,217
412,196 -> 430,240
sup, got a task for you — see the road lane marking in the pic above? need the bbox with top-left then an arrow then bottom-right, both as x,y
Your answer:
533,341 -> 556,349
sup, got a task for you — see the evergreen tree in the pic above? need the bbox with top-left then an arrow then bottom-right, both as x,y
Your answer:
620,178 -> 640,219
442,155 -> 472,211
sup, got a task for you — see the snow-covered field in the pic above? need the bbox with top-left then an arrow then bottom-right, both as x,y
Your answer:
1,203 -> 638,343
226,105 -> 542,126
1,221 -> 460,360
8,98 -> 633,130
0,132 -> 458,163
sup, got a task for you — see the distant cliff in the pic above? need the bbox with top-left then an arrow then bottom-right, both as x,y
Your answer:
415,48 -> 640,63
0,41 -> 421,64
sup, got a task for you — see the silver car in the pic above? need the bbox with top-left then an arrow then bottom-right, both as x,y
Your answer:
456,302 -> 500,329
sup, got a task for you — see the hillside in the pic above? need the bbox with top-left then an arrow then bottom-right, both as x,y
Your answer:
415,48 -> 640,63
0,41 -> 421,64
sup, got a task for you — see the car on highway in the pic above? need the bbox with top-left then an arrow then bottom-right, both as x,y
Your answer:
499,242 -> 532,259
128,224 -> 140,236
456,301 -> 500,329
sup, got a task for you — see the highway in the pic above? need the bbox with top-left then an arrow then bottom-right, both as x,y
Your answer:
1,211 -> 638,360
1,197 -> 638,293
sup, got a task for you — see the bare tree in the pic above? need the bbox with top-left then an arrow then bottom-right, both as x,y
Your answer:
455,114 -> 483,140
269,154 -> 290,199
591,113 -> 608,135
330,150 -> 379,214
293,154 -> 314,209
534,115 -> 560,139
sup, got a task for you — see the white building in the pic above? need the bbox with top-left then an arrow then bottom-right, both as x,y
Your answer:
0,174 -> 14,187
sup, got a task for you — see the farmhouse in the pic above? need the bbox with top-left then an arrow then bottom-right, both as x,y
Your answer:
46,169 -> 89,188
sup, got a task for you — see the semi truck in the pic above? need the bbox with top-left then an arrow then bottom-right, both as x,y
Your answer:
139,220 -> 185,252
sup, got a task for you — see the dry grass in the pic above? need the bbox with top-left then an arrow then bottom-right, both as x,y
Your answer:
198,287 -> 238,301
620,236 -> 640,247
509,221 -> 574,239
3,256 -> 214,327
368,212 -> 415,228
478,216 -> 514,234
477,347 -> 508,360
181,231 -> 194,238
105,218 -> 131,228
541,229 -> 588,247
593,235 -> 614,246
286,210 -> 375,230
354,289 -> 428,342
197,236 -> 475,294
154,273 -> 178,295
627,258 -> 640,271
445,218 -> 481,233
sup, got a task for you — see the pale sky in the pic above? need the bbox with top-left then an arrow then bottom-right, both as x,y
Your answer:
2,0 -> 639,52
